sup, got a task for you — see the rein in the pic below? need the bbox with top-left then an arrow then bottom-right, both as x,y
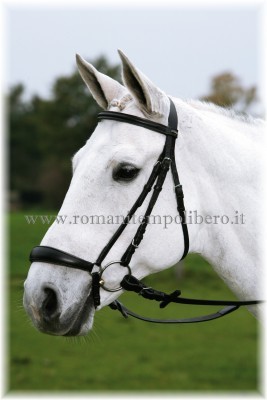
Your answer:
29,98 -> 263,324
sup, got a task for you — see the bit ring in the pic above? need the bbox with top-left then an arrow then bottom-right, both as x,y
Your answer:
99,261 -> 131,292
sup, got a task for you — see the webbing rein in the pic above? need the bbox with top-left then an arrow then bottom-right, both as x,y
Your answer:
29,99 -> 263,324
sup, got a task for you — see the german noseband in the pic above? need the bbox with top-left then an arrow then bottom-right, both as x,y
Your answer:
29,99 -> 263,324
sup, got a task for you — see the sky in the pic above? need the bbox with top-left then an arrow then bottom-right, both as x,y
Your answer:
3,1 -> 265,108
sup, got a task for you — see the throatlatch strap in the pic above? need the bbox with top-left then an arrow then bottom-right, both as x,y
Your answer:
170,140 -> 189,259
168,98 -> 189,259
168,98 -> 178,131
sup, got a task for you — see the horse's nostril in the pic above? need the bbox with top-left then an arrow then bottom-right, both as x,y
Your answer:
42,287 -> 60,321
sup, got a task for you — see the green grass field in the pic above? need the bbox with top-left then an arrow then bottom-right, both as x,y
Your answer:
8,212 -> 260,393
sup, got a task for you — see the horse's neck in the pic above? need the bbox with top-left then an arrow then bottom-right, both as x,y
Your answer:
175,99 -> 264,300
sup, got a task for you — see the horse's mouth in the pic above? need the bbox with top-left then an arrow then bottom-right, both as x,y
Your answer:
64,292 -> 95,336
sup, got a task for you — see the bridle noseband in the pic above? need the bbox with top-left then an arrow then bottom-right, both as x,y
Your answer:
29,99 -> 263,324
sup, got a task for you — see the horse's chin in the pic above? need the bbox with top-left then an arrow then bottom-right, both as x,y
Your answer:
63,319 -> 94,336
63,299 -> 96,336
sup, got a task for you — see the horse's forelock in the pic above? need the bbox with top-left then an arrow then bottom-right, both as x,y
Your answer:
108,94 -> 133,111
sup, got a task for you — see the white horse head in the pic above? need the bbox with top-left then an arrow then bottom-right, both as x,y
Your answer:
23,51 -> 188,335
23,51 -> 264,336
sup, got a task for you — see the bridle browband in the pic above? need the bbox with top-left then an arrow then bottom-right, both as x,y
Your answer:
29,98 -> 263,324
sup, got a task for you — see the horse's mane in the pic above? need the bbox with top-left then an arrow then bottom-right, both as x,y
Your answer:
114,93 -> 264,127
187,99 -> 264,126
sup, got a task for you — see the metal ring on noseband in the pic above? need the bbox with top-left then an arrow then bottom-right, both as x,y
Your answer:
99,261 -> 132,292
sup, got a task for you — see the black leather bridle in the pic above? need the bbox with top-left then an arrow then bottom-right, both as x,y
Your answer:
29,99 -> 263,324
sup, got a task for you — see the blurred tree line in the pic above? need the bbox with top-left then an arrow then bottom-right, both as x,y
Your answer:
200,72 -> 258,111
9,56 -> 121,209
8,56 -> 258,210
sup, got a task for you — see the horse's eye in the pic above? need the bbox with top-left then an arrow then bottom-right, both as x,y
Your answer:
112,163 -> 140,182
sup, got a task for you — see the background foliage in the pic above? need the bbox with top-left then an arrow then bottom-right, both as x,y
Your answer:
9,56 -> 120,208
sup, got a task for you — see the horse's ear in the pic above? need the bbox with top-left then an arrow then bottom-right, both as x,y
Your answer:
76,54 -> 126,110
118,50 -> 167,117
